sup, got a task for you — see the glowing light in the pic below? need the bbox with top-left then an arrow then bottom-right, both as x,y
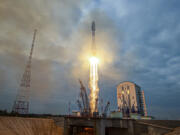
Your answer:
89,56 -> 99,64
89,56 -> 99,114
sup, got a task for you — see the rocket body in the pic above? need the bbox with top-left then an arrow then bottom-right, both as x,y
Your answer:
91,21 -> 96,56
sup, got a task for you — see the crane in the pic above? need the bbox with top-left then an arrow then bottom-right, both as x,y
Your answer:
77,99 -> 82,113
102,101 -> 110,117
78,79 -> 90,116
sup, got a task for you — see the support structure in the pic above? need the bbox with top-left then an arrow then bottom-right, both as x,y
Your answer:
12,30 -> 37,114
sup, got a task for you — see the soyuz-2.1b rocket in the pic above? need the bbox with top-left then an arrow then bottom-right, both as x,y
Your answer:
89,21 -> 100,115
91,21 -> 96,56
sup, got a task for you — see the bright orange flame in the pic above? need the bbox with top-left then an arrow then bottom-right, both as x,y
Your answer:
89,56 -> 99,114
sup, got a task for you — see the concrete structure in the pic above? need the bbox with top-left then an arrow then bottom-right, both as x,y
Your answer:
54,116 -> 180,135
56,117 -> 135,135
110,111 -> 123,118
1,116 -> 180,135
72,111 -> 81,117
117,81 -> 147,117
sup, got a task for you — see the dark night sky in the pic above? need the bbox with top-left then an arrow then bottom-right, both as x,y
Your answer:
0,0 -> 180,120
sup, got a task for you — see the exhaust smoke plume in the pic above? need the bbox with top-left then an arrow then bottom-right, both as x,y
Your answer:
89,56 -> 99,114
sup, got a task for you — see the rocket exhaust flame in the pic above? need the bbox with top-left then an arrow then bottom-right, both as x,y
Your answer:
89,56 -> 99,114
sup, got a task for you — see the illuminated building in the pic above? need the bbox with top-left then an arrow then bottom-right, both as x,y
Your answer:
117,81 -> 147,116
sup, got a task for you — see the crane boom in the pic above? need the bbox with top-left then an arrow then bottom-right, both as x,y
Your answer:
102,101 -> 110,117
77,99 -> 82,113
79,79 -> 90,114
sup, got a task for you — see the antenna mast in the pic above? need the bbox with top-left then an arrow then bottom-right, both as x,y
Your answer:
12,30 -> 37,114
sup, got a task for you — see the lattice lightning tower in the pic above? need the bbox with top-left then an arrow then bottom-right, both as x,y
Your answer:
12,30 -> 37,114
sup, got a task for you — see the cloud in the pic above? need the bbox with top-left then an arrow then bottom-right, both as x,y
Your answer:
0,0 -> 180,119
0,0 -> 91,112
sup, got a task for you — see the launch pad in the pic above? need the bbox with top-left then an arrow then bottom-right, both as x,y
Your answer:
56,116 -> 134,135
54,116 -> 180,135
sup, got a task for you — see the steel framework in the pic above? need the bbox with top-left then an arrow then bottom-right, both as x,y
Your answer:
12,30 -> 37,114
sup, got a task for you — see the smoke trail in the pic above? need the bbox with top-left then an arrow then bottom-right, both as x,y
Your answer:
89,56 -> 99,113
